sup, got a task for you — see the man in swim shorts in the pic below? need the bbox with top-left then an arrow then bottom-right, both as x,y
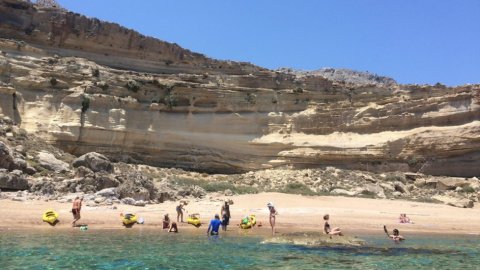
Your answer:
384,225 -> 405,242
207,214 -> 222,236
71,196 -> 83,227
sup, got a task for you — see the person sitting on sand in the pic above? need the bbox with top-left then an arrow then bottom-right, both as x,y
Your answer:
207,214 -> 222,236
176,202 -> 185,223
71,196 -> 83,227
169,222 -> 178,233
163,214 -> 170,229
384,225 -> 405,242
323,214 -> 343,236
398,213 -> 413,224
267,202 -> 278,235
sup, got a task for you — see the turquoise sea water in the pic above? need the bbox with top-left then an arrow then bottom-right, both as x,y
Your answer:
1,229 -> 479,269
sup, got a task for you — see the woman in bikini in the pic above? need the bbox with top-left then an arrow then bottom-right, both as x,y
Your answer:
267,202 -> 278,235
323,214 -> 343,236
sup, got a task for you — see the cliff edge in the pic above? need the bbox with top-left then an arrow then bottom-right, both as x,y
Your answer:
0,0 -> 479,177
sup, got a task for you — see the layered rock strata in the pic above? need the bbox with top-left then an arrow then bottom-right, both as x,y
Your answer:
0,0 -> 479,176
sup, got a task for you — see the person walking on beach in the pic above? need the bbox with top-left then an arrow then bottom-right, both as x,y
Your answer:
267,202 -> 278,235
176,202 -> 185,223
221,201 -> 231,231
207,214 -> 222,236
323,214 -> 343,236
71,196 -> 83,227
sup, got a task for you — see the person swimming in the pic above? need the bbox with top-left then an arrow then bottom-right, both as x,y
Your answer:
384,225 -> 405,242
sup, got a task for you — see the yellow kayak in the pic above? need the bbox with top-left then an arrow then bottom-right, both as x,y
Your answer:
122,214 -> 137,225
240,215 -> 256,229
187,214 -> 201,227
42,210 -> 58,225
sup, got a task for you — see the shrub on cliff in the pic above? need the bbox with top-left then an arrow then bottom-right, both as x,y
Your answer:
125,79 -> 141,92
282,182 -> 316,196
172,177 -> 258,195
245,93 -> 256,105
81,95 -> 90,112
163,92 -> 178,109
92,68 -> 100,78
49,77 -> 58,86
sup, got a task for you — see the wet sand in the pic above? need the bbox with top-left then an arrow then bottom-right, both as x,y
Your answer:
1,192 -> 479,236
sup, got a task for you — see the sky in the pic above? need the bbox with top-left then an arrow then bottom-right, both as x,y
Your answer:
56,0 -> 480,86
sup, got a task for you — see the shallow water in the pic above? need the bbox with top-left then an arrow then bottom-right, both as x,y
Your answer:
1,229 -> 479,269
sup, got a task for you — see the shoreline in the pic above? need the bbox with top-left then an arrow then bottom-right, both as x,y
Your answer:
1,192 -> 480,237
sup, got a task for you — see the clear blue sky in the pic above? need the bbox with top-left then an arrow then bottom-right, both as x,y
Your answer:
57,0 -> 479,86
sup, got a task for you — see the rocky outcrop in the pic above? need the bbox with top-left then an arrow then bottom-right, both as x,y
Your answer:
0,0 -> 478,178
263,232 -> 365,247
431,195 -> 474,208
278,67 -> 397,86
37,151 -> 69,172
0,169 -> 29,190
72,152 -> 113,173
115,171 -> 156,201
0,141 -> 14,170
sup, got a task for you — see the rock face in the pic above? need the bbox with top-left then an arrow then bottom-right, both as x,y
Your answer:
0,169 -> 29,190
72,152 -> 113,173
37,151 -> 69,173
0,0 -> 479,177
0,0 -> 261,75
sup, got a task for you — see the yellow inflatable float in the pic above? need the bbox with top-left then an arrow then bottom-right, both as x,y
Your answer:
240,215 -> 256,229
42,209 -> 59,225
121,213 -> 137,226
187,214 -> 201,227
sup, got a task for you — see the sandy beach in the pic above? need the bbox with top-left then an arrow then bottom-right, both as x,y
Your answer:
1,192 -> 479,236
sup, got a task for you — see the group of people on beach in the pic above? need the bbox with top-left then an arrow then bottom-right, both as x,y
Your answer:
69,196 -> 406,241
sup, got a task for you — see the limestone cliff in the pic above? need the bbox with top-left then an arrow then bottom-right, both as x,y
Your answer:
0,0 -> 479,177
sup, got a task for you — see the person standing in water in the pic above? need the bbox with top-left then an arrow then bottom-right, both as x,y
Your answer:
221,201 -> 231,231
384,225 -> 405,242
207,214 -> 222,236
71,196 -> 83,227
267,202 -> 278,235
176,202 -> 185,223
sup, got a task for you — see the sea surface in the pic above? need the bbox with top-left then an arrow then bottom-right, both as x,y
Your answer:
1,229 -> 479,269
